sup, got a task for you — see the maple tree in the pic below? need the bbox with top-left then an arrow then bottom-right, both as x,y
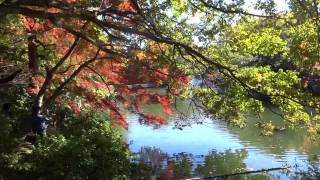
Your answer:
0,0 -> 192,135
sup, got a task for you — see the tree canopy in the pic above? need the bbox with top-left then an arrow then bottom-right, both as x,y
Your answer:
0,0 -> 320,145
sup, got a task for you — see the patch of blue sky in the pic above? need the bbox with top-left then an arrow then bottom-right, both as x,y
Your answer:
178,0 -> 289,46
186,0 -> 289,25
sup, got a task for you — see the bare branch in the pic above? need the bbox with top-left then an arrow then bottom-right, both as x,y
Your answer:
189,166 -> 290,180
196,0 -> 281,18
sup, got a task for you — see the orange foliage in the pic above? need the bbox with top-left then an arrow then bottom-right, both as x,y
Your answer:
23,17 -> 49,32
118,0 -> 137,12
27,76 -> 45,95
47,7 -> 61,13
162,162 -> 175,180
65,0 -> 77,4
21,2 -> 190,128
136,51 -> 147,61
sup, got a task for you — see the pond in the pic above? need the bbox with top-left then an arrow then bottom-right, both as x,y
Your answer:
125,90 -> 320,179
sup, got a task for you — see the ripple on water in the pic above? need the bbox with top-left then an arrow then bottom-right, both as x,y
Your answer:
127,110 -> 320,179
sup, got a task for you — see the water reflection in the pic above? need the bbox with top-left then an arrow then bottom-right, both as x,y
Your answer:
195,149 -> 248,178
291,155 -> 320,180
127,95 -> 320,179
230,110 -> 320,156
131,147 -> 284,179
133,147 -> 168,177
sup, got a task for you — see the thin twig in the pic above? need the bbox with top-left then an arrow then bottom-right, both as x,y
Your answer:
187,166 -> 290,180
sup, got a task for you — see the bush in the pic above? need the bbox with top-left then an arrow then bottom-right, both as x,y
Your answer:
3,113 -> 130,179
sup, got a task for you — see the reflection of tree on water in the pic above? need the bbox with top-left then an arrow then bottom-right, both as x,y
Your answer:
131,147 -> 168,178
230,110 -> 320,156
132,100 -> 320,179
131,147 -> 274,179
291,155 -> 320,180
164,152 -> 193,179
141,99 -> 320,156
195,149 -> 248,178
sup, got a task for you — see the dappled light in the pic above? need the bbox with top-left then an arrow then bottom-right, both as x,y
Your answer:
1,0 -> 320,179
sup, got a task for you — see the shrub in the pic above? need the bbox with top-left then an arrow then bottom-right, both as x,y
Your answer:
3,113 -> 130,179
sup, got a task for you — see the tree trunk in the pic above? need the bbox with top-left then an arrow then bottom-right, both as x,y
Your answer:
31,95 -> 48,136
27,33 -> 39,75
27,31 -> 40,115
27,32 -> 48,136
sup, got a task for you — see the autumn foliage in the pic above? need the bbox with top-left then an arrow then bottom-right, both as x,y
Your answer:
21,0 -> 190,128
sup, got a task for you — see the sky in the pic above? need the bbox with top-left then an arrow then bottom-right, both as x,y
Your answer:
245,0 -> 289,13
186,0 -> 289,24
182,0 -> 290,46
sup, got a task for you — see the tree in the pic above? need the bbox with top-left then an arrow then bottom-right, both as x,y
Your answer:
1,0 -> 320,135
0,0 -> 192,135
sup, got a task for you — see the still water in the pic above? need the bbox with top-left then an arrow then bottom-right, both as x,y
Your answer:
126,93 -> 320,179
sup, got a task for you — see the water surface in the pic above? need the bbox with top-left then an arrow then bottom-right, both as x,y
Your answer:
127,99 -> 320,179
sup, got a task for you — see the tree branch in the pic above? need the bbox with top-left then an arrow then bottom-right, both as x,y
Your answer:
197,0 -> 281,18
42,49 -> 101,110
2,1 -> 317,111
0,69 -> 22,84
189,166 -> 290,180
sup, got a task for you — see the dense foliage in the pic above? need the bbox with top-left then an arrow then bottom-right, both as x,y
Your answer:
22,114 -> 129,179
1,0 -> 320,178
0,102 -> 131,179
